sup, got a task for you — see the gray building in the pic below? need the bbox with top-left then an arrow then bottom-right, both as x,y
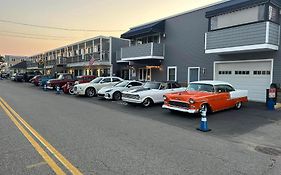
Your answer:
28,36 -> 129,77
117,0 -> 281,102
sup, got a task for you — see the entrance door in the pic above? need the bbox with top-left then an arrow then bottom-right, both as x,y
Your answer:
188,67 -> 200,83
138,68 -> 151,81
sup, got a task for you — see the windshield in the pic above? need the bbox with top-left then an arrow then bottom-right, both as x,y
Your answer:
91,77 -> 103,83
187,83 -> 214,92
143,82 -> 161,89
114,81 -> 128,87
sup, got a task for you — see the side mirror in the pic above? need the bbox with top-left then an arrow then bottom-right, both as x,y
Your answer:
127,85 -> 132,88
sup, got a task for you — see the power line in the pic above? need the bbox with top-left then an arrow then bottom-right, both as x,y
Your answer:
0,19 -> 126,32
0,33 -> 74,41
0,30 -> 79,39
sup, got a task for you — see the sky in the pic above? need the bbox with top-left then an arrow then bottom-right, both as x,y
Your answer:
0,0 -> 221,56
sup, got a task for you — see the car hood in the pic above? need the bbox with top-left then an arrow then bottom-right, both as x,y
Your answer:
166,91 -> 214,101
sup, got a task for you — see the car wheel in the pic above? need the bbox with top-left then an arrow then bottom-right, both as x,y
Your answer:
235,101 -> 242,110
113,91 -> 122,101
69,87 -> 75,95
86,87 -> 96,97
142,98 -> 153,107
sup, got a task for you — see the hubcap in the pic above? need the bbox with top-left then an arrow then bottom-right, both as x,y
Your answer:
143,99 -> 150,107
201,104 -> 208,113
88,89 -> 94,96
115,93 -> 121,100
236,102 -> 242,108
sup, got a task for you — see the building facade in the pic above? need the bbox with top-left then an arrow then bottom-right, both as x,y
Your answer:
28,36 -> 129,77
117,0 -> 281,102
3,55 -> 29,73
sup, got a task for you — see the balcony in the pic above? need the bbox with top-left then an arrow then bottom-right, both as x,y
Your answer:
65,53 -> 110,68
120,43 -> 165,61
205,21 -> 280,54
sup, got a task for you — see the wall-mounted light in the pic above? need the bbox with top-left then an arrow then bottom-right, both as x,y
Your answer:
202,68 -> 206,75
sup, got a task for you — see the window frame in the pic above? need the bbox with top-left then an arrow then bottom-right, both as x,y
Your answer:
167,66 -> 177,82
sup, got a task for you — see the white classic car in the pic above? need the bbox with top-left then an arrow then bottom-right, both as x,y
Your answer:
97,80 -> 143,100
122,81 -> 186,107
73,76 -> 123,97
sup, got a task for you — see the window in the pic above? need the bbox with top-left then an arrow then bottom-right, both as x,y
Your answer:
219,71 -> 232,75
129,82 -> 143,86
210,5 -> 265,30
215,85 -> 235,93
235,71 -> 250,75
102,78 -> 111,83
112,78 -> 121,82
253,70 -> 271,75
171,82 -> 181,88
167,66 -> 177,81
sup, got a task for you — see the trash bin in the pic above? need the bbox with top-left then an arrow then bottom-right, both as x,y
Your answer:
266,83 -> 278,110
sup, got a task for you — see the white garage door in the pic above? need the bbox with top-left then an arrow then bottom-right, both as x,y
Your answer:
215,60 -> 273,102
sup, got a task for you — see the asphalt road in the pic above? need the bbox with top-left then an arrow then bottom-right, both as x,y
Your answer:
0,80 -> 281,175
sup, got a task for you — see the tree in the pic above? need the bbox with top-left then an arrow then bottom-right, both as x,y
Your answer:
0,55 -> 4,63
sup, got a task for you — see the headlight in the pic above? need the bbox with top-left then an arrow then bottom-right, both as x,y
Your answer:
189,98 -> 195,104
163,95 -> 167,100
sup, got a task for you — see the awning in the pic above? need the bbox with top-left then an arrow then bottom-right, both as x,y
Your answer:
206,0 -> 269,18
121,20 -> 165,39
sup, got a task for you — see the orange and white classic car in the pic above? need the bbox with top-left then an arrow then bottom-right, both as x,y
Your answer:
162,81 -> 248,114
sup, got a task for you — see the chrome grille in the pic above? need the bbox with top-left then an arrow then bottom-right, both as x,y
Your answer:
122,93 -> 139,100
169,101 -> 189,108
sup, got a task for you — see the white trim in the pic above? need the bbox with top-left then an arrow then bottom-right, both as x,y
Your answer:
122,56 -> 164,61
265,21 -> 270,43
151,43 -> 153,56
187,67 -> 200,84
109,37 -> 113,76
205,44 -> 279,54
117,60 -> 129,63
138,68 -> 152,81
167,66 -> 177,81
204,33 -> 207,50
278,25 -> 281,45
213,59 -> 274,83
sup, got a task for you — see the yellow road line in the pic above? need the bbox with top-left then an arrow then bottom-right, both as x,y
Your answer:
0,100 -> 66,175
0,97 -> 83,175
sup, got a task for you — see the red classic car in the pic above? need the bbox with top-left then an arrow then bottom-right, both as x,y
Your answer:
162,81 -> 248,114
30,75 -> 41,86
46,73 -> 75,90
62,75 -> 96,94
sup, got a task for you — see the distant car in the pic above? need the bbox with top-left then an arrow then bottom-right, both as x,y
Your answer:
73,76 -> 123,97
0,72 -> 9,78
14,73 -> 25,82
98,80 -> 143,100
62,75 -> 96,95
24,71 -> 42,82
10,73 -> 17,81
39,75 -> 55,87
162,81 -> 248,114
30,75 -> 41,86
46,73 -> 75,90
122,81 -> 186,107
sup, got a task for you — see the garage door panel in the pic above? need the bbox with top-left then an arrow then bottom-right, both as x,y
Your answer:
215,60 -> 272,102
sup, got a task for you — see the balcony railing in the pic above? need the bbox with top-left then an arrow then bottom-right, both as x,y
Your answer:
205,21 -> 280,54
120,43 -> 165,61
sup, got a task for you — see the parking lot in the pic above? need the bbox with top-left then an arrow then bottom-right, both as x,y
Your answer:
1,79 -> 281,175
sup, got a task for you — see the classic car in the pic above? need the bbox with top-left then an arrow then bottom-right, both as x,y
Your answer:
14,73 -> 25,82
97,80 -> 143,100
38,75 -> 55,87
122,81 -> 186,107
24,71 -> 42,82
30,75 -> 41,86
46,73 -> 75,90
62,75 -> 96,94
10,73 -> 17,81
162,81 -> 248,114
73,76 -> 123,97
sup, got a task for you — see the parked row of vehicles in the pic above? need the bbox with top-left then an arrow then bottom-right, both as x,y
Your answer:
26,73 -> 248,114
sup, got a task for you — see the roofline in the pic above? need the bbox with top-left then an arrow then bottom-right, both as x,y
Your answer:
129,0 -> 229,29
30,35 -> 128,57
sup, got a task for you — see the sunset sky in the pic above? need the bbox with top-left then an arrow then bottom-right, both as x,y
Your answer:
0,0 -> 221,56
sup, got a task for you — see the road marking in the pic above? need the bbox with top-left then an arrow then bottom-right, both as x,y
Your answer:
26,161 -> 47,169
0,97 -> 83,175
0,100 -> 66,175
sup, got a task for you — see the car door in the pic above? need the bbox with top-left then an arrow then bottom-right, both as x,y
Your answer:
99,78 -> 112,89
212,85 -> 230,111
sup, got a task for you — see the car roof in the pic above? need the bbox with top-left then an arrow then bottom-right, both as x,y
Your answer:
190,80 -> 233,86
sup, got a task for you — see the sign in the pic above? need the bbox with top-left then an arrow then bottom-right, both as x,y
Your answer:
269,88 -> 276,98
